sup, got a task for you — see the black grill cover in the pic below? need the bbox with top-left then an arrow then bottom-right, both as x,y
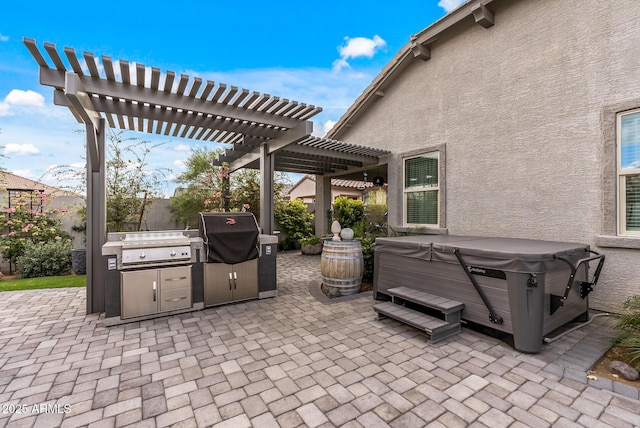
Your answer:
199,212 -> 259,264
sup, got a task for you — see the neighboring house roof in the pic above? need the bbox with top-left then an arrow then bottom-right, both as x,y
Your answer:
287,175 -> 374,197
325,0 -> 496,140
0,171 -> 77,197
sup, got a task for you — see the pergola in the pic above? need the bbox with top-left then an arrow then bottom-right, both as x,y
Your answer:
23,38 -> 390,314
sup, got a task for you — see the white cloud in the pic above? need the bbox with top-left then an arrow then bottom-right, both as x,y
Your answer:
175,144 -> 191,151
5,90 -> 45,107
173,159 -> 186,169
313,120 -> 336,137
0,33 -> 8,42
5,143 -> 40,155
333,35 -> 386,72
438,0 -> 467,13
0,90 -> 46,116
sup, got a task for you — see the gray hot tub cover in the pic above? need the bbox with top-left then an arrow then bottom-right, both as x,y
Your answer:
375,235 -> 589,273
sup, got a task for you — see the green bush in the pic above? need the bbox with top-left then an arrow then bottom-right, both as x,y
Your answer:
333,197 -> 364,230
301,235 -> 321,245
0,199 -> 70,266
17,239 -> 73,278
611,295 -> 640,365
361,236 -> 376,281
274,199 -> 314,245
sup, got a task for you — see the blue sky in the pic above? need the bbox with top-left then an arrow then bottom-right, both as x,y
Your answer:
0,0 -> 464,195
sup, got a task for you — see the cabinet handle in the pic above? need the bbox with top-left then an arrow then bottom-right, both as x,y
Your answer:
165,276 -> 187,282
229,272 -> 233,290
152,281 -> 157,302
165,297 -> 187,302
233,271 -> 238,289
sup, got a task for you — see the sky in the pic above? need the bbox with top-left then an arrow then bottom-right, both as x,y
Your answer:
0,0 -> 465,196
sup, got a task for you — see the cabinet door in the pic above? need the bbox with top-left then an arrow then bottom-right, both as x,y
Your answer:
232,259 -> 258,302
204,263 -> 234,306
121,270 -> 158,318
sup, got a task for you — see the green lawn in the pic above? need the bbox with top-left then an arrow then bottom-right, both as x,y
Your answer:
0,275 -> 86,292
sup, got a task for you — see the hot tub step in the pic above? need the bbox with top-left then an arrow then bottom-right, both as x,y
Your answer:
374,301 -> 461,343
387,287 -> 464,313
387,286 -> 464,324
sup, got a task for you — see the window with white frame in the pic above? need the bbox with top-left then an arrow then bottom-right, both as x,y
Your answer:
403,152 -> 439,226
618,109 -> 640,235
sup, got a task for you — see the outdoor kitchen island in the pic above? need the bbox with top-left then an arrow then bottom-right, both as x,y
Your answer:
374,235 -> 605,353
101,225 -> 277,326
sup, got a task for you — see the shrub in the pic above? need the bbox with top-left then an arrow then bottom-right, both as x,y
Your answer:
333,197 -> 365,230
301,235 -> 321,245
361,236 -> 376,281
17,239 -> 73,278
0,196 -> 70,266
611,295 -> 640,365
274,199 -> 314,245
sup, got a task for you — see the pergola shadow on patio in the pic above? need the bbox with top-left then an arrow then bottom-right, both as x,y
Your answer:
23,38 -> 390,315
0,252 -> 637,427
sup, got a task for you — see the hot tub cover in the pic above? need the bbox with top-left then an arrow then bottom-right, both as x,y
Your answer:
375,235 -> 589,273
199,212 -> 259,264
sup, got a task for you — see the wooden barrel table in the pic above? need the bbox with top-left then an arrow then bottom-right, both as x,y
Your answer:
320,240 -> 364,296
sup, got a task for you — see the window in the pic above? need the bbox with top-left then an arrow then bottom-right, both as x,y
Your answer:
618,109 -> 640,235
403,152 -> 439,226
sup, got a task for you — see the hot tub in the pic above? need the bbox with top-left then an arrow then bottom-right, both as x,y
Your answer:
374,235 -> 605,353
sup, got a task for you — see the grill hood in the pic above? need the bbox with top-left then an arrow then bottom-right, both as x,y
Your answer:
199,212 -> 260,264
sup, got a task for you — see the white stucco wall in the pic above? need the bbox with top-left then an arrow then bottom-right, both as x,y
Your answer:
334,0 -> 640,311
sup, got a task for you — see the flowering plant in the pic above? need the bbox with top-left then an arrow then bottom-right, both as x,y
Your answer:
0,194 -> 71,266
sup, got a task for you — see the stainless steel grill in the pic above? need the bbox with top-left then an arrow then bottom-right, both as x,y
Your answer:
102,230 -> 205,324
120,231 -> 192,267
103,230 -> 202,270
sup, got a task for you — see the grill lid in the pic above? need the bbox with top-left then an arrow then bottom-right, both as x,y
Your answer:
121,231 -> 190,248
199,212 -> 259,264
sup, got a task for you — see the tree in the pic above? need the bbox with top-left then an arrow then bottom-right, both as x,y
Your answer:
170,148 -> 228,228
170,147 -> 289,229
229,168 -> 289,224
49,129 -> 170,232
106,131 -> 169,231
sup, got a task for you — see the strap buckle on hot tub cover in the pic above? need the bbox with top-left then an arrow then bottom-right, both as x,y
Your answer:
550,250 -> 605,315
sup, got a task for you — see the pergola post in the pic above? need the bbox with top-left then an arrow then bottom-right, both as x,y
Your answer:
86,119 -> 106,314
315,175 -> 332,235
259,142 -> 274,234
222,174 -> 231,212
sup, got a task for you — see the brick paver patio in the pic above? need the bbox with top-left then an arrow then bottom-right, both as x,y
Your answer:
0,251 -> 638,427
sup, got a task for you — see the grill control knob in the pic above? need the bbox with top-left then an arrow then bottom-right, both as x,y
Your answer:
139,252 -> 146,259
170,250 -> 177,256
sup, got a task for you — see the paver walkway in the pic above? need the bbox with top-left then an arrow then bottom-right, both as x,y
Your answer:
0,251 -> 638,427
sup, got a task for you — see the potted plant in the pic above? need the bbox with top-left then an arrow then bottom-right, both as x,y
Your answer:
300,235 -> 323,255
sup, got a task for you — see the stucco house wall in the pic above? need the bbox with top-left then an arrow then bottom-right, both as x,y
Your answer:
329,0 -> 640,311
287,176 -> 317,203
